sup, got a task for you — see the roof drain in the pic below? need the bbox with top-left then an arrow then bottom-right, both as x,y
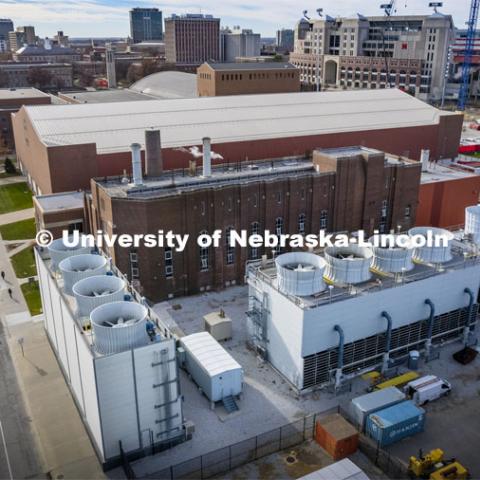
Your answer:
334,324 -> 345,390
424,299 -> 435,361
381,311 -> 392,373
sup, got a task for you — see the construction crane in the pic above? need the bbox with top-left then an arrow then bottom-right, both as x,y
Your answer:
458,0 -> 480,110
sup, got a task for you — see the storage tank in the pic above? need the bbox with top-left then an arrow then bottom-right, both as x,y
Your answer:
350,387 -> 406,431
48,235 -> 91,270
465,205 -> 480,244
179,332 -> 243,403
408,227 -> 454,264
90,301 -> 150,355
370,236 -> 414,273
72,274 -> 126,317
59,254 -> 108,295
365,400 -> 425,447
275,252 -> 326,296
324,245 -> 373,285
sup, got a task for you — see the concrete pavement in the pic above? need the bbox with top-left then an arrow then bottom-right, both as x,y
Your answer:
0,207 -> 34,226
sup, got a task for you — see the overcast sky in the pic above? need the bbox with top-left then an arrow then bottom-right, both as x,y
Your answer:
0,0 -> 472,38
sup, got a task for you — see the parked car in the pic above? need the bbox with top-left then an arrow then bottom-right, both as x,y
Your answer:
403,375 -> 451,405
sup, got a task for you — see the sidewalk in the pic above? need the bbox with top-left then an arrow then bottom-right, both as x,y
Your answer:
0,234 -> 105,478
0,207 -> 34,226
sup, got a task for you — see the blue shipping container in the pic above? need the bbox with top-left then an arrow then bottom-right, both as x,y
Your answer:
365,400 -> 425,447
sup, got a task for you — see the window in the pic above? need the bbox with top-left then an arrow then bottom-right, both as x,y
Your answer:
381,199 -> 388,218
225,226 -> 234,265
298,213 -> 306,234
164,247 -> 173,278
320,210 -> 328,229
250,222 -> 260,260
276,192 -> 282,204
405,205 -> 411,219
199,230 -> 209,272
274,217 -> 283,255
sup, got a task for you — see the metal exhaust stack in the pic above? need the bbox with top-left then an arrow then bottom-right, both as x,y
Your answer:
202,137 -> 212,177
130,143 -> 143,186
334,324 -> 345,389
145,128 -> 163,177
381,311 -> 393,373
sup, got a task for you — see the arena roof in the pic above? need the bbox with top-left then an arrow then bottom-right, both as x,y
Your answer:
129,71 -> 197,99
23,89 -> 458,154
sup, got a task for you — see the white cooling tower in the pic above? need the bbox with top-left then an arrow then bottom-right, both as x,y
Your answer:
72,275 -> 126,317
275,252 -> 326,296
59,254 -> 108,295
90,301 -> 150,355
465,205 -> 480,244
324,245 -> 373,285
408,227 -> 454,264
48,235 -> 91,270
370,235 -> 414,273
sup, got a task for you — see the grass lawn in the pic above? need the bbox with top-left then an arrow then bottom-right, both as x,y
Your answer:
0,218 -> 36,240
21,281 -> 43,316
0,182 -> 33,214
10,246 -> 37,278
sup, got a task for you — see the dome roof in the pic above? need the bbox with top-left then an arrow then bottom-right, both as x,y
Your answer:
129,71 -> 197,99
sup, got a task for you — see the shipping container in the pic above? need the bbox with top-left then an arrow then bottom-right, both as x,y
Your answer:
179,332 -> 243,403
365,400 -> 425,447
315,414 -> 359,460
298,458 -> 370,480
350,387 -> 406,430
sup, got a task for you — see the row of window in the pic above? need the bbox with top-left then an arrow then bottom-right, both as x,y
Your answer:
220,71 -> 296,82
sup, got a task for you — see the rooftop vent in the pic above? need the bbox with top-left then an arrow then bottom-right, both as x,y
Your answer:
408,227 -> 454,264
465,205 -> 480,244
72,274 -> 126,317
90,301 -> 150,355
370,235 -> 414,273
59,254 -> 108,295
48,235 -> 91,271
324,245 -> 373,285
275,252 -> 326,296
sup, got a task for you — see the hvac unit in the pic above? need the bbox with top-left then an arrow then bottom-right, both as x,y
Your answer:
48,235 -> 91,270
465,205 -> 480,244
275,252 -> 326,296
408,227 -> 454,264
324,245 -> 373,285
90,301 -> 150,355
370,235 -> 414,273
72,274 -> 126,317
59,254 -> 108,295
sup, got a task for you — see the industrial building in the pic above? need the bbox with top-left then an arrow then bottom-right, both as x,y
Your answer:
219,27 -> 261,62
197,62 -> 300,96
35,240 -> 187,468
290,13 -> 454,101
89,144 -> 420,302
12,89 -> 462,195
246,215 -> 480,392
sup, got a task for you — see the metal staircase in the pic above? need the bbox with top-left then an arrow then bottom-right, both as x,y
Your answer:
222,395 -> 239,414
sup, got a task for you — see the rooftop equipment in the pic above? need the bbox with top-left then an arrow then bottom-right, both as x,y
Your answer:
90,301 -> 150,355
130,142 -> 143,186
48,235 -> 91,270
408,227 -> 454,264
145,128 -> 163,177
72,274 -> 126,317
370,235 -> 414,274
202,137 -> 211,177
203,310 -> 233,342
324,245 -> 373,285
464,205 -> 480,244
275,252 -> 326,296
59,254 -> 108,295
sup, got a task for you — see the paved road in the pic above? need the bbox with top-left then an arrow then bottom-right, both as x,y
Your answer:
0,321 -> 44,480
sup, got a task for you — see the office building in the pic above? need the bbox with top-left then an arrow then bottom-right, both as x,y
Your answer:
276,28 -> 294,53
0,63 -> 73,90
13,44 -> 80,63
165,14 -> 220,68
130,8 -> 163,44
220,27 -> 260,62
9,26 -> 36,51
0,18 -> 13,52
290,13 -> 454,101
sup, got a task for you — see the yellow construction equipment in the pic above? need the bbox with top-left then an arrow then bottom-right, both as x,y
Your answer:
372,371 -> 419,391
409,449 -> 469,480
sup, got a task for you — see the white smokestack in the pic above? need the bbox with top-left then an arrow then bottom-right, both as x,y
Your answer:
130,143 -> 143,186
202,137 -> 212,177
420,149 -> 430,172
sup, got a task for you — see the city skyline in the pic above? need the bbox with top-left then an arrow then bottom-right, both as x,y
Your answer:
0,0 -> 472,39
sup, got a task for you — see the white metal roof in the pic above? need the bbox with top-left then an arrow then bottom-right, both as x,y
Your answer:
23,89 -> 456,154
180,332 -> 242,377
298,459 -> 370,480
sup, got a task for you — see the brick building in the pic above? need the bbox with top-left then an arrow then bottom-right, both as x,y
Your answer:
12,89 -> 463,196
0,87 -> 50,151
89,145 -> 420,302
197,62 -> 300,96
0,63 -> 73,90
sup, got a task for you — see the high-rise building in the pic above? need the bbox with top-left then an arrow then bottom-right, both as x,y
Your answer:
290,13 -> 454,101
220,27 -> 260,62
8,26 -> 36,52
0,19 -> 13,52
129,8 -> 163,44
165,14 -> 220,68
276,28 -> 294,52
53,30 -> 69,47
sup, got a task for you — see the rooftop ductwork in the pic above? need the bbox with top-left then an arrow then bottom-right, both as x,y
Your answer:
59,254 -> 108,295
324,245 -> 373,285
408,227 -> 454,264
72,274 -> 126,317
145,128 -> 163,177
370,235 -> 414,274
48,235 -> 91,271
202,137 -> 211,177
130,142 -> 143,187
275,252 -> 326,296
90,301 -> 150,355
465,205 -> 480,244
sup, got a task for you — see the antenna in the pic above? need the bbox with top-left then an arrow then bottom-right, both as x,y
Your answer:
428,2 -> 443,13
302,10 -> 310,20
